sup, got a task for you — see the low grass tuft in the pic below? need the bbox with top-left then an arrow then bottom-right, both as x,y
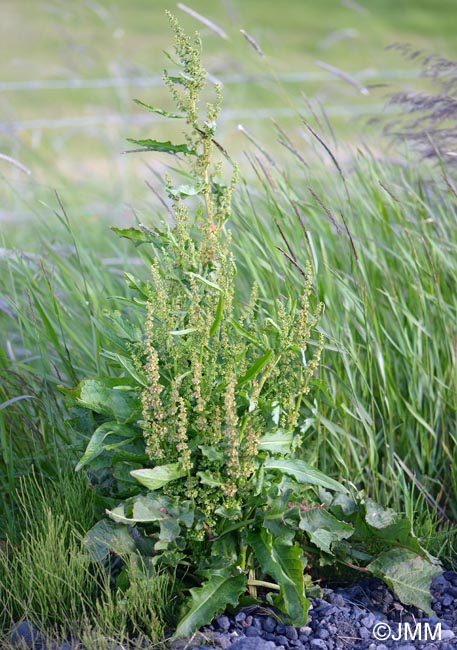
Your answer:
0,470 -> 175,647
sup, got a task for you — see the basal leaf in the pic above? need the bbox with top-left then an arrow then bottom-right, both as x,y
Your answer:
76,421 -> 138,470
83,520 -> 136,562
364,498 -> 399,529
68,378 -> 139,423
264,458 -> 348,493
346,498 -> 426,556
126,138 -> 197,155
246,528 -> 309,625
367,549 -> 441,615
299,508 -> 354,554
173,566 -> 247,639
130,463 -> 186,490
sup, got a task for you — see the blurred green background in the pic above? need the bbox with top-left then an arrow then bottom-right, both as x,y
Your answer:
1,0 -> 456,235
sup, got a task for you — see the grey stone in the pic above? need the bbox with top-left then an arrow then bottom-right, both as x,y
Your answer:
262,617 -> 277,633
361,614 -> 375,628
310,640 -> 328,650
227,638 -> 276,650
440,629 -> 455,640
285,625 -> 298,641
216,616 -> 231,631
244,627 -> 260,637
10,621 -> 43,648
276,635 -> 289,646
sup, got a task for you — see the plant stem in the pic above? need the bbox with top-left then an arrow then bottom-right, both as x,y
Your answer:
247,579 -> 280,591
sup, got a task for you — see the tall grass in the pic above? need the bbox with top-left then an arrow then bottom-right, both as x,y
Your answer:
0,201 -> 141,534
232,140 -> 457,539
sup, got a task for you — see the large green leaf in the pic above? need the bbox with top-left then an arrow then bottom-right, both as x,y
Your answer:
246,528 -> 309,625
367,549 -> 441,615
264,458 -> 348,493
66,378 -> 139,423
76,421 -> 138,470
342,498 -> 426,556
173,566 -> 247,639
130,463 -> 186,490
126,138 -> 196,155
259,429 -> 294,455
83,520 -> 136,562
299,508 -> 354,554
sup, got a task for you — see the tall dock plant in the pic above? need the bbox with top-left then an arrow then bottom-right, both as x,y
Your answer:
67,15 -> 440,639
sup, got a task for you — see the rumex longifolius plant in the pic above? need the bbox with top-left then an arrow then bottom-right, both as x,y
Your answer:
66,15 -> 441,640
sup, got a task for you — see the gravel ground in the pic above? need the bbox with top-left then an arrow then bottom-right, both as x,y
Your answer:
7,571 -> 457,649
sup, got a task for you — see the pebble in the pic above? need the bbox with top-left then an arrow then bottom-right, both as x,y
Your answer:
227,639 -> 276,650
310,639 -> 328,650
217,616 -> 231,631
262,616 -> 277,633
244,627 -> 260,637
9,571 -> 457,650
9,620 -> 43,648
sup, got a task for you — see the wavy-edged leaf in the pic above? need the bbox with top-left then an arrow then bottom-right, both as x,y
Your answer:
173,566 -> 247,639
76,421 -> 138,470
112,225 -> 169,250
168,184 -> 205,199
264,458 -> 348,493
246,528 -> 309,625
126,138 -> 196,155
83,520 -> 136,562
65,378 -> 139,423
130,463 -> 186,490
299,508 -> 354,554
367,549 -> 441,615
259,429 -> 294,455
133,98 -> 183,118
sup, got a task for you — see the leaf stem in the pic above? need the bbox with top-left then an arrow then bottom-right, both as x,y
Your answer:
247,579 -> 280,591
